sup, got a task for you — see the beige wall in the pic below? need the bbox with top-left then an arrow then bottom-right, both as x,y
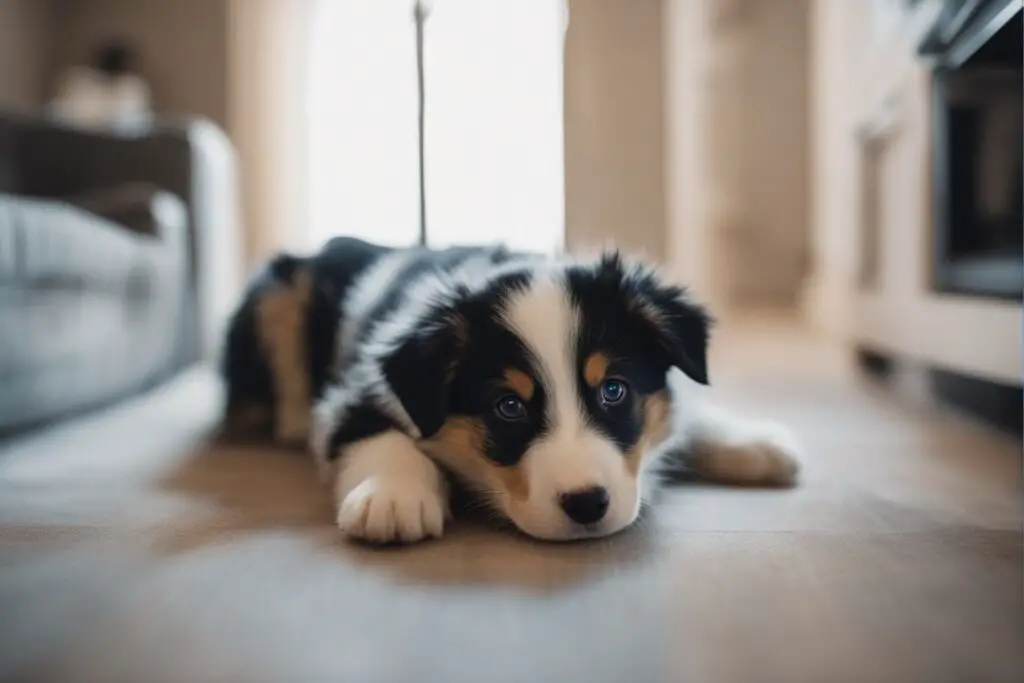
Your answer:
0,0 -> 230,129
50,0 -> 229,129
806,0 -> 1021,384
732,0 -> 809,304
664,0 -> 712,301
563,0 -> 667,261
566,0 -> 810,306
803,0 -> 861,337
0,0 -> 56,110
664,0 -> 810,308
227,0 -> 311,266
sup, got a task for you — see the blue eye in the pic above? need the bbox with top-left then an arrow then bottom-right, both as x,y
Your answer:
495,394 -> 527,420
599,378 -> 628,406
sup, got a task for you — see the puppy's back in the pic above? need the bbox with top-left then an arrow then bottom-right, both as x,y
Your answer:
220,236 -> 392,438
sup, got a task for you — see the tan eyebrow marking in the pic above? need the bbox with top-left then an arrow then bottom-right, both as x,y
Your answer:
504,368 -> 535,401
583,352 -> 610,387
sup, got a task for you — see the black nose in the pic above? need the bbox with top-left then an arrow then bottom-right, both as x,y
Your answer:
559,486 -> 610,525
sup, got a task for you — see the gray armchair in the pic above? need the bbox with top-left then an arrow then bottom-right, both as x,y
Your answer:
0,112 -> 242,435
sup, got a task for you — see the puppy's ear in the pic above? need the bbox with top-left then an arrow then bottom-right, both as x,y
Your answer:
591,251 -> 713,385
379,315 -> 463,439
636,275 -> 712,385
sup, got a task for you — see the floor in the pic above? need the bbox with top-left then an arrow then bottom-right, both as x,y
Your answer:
0,313 -> 1020,683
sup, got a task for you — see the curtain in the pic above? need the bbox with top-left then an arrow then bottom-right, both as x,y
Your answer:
307,0 -> 568,253
307,0 -> 420,248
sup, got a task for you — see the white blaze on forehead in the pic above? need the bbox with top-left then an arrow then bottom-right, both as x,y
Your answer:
500,273 -> 583,435
490,270 -> 646,540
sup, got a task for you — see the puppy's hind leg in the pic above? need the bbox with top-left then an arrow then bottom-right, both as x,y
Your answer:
255,265 -> 314,445
674,400 -> 802,488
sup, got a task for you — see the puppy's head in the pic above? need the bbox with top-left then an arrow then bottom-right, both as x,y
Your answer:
380,252 -> 711,541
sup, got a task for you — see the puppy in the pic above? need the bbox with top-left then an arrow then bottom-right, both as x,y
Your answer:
222,239 -> 801,544
221,236 -> 389,442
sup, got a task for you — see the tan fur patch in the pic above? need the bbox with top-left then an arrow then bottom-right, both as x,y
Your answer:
452,314 -> 470,348
494,463 -> 530,502
440,314 -> 471,384
255,269 -> 313,443
690,442 -> 800,486
583,352 -> 609,387
624,391 -> 672,476
422,417 -> 530,502
504,369 -> 535,401
225,403 -> 272,431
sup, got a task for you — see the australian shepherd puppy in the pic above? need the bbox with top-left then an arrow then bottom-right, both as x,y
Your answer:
222,237 -> 801,544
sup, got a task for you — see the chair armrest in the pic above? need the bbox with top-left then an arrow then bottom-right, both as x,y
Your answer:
0,112 -> 244,366
65,182 -> 187,241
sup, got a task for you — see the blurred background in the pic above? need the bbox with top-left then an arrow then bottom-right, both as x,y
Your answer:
0,0 -> 1020,422
0,1 -> 1021,681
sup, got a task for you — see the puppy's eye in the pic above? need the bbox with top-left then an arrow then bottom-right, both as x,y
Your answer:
495,394 -> 527,421
599,378 -> 628,406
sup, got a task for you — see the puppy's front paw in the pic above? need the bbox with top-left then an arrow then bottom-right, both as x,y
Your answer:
693,420 -> 801,487
333,430 -> 449,544
337,475 -> 446,544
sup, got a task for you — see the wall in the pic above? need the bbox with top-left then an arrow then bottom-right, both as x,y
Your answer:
50,0 -> 229,129
563,0 -> 667,261
664,0 -> 711,301
803,0 -> 861,337
227,0 -> 311,266
664,0 -> 811,309
732,0 -> 810,304
0,0 -> 56,110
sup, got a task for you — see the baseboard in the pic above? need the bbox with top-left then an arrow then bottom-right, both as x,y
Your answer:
929,369 -> 1024,437
854,347 -> 895,379
854,345 -> 1023,437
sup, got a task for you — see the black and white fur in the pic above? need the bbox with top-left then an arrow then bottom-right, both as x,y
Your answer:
221,238 -> 377,441
222,238 -> 801,544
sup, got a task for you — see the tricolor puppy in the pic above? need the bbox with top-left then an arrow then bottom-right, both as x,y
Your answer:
222,238 -> 801,544
222,237 -> 392,443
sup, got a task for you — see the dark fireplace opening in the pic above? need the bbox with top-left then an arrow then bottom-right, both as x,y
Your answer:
925,1 -> 1023,300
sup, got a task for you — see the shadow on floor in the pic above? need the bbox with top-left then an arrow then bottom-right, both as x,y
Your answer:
157,437 -> 666,593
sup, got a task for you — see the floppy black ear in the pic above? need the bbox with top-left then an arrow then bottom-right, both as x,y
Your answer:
378,319 -> 461,438
637,278 -> 712,385
595,251 -> 713,385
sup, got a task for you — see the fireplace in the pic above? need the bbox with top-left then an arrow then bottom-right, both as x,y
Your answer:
921,0 -> 1023,300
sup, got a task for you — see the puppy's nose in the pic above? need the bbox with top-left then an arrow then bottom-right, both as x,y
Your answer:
559,486 -> 610,525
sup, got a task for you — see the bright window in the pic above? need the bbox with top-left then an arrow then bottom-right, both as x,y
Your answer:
307,0 -> 566,253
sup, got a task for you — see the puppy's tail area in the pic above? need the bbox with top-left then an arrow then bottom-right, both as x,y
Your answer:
215,249 -> 310,439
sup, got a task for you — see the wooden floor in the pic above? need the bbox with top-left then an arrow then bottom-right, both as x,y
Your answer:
1,313 -> 1021,683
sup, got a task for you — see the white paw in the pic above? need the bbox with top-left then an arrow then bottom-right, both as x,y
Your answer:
696,420 -> 802,486
333,430 -> 448,544
336,475 -> 446,544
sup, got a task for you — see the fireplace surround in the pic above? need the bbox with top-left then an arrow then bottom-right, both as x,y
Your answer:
920,0 -> 1023,300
